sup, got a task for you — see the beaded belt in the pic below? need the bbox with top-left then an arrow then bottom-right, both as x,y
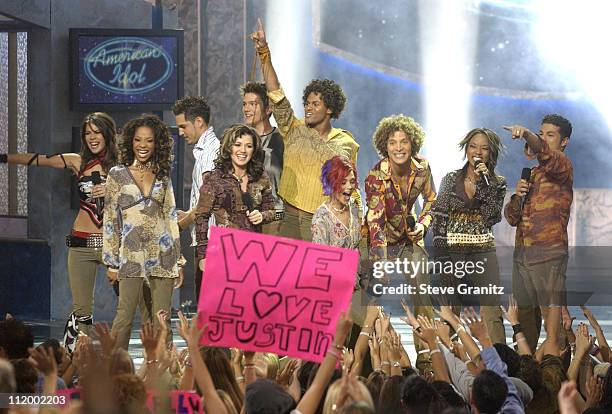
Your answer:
65,233 -> 103,248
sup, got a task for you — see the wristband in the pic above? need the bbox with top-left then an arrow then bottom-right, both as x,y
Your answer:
512,323 -> 523,335
0,154 -> 7,163
326,348 -> 341,359
430,349 -> 441,355
450,333 -> 459,341
359,332 -> 371,338
417,349 -> 431,355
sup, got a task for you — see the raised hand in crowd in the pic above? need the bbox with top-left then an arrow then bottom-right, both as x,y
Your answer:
176,312 -> 229,414
500,296 -> 532,355
93,321 -> 116,358
353,301 -> 378,376
557,381 -> 580,414
568,323 -> 595,381
413,315 -> 451,383
585,374 -> 604,410
581,304 -> 611,362
295,312 -> 352,414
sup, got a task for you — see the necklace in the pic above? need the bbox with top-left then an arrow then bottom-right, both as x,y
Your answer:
329,200 -> 348,213
465,174 -> 477,186
133,159 -> 153,172
232,170 -> 247,182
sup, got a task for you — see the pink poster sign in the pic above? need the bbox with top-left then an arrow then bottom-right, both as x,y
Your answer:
197,227 -> 358,362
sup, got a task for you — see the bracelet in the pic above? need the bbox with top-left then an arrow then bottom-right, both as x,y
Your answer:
146,359 -> 159,365
392,361 -> 401,367
244,364 -> 256,368
512,323 -> 523,335
235,376 -> 245,382
455,325 -> 466,333
450,333 -> 459,341
0,154 -> 7,163
326,348 -> 341,359
381,361 -> 390,366
430,349 -> 441,355
359,332 -> 371,338
256,43 -> 271,63
417,349 -> 431,355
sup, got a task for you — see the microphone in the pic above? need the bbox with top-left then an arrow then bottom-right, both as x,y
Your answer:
519,167 -> 531,211
473,158 -> 490,186
241,191 -> 254,211
91,171 -> 103,212
241,191 -> 260,233
407,215 -> 416,231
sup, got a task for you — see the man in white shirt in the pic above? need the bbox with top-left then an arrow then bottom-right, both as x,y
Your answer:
173,96 -> 219,301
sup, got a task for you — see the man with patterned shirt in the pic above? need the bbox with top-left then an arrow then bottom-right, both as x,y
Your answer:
172,96 -> 219,301
365,114 -> 436,369
250,18 -> 360,241
503,114 -> 573,352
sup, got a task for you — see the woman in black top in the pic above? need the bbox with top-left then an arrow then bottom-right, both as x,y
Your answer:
431,127 -> 507,344
1,112 -> 118,350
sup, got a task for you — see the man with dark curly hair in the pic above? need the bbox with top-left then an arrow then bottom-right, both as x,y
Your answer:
365,114 -> 436,370
250,19 -> 360,241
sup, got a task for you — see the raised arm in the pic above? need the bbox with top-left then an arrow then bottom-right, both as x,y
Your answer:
296,312 -> 352,414
251,18 -> 280,92
251,18 -> 300,137
3,152 -> 81,174
176,312 -> 228,414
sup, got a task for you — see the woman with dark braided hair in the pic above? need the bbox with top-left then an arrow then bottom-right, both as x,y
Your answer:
103,114 -> 184,350
431,127 -> 507,344
194,124 -> 277,278
0,112 -> 118,350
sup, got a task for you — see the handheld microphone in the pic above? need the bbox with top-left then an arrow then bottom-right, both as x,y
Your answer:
91,171 -> 103,212
241,191 -> 254,211
407,215 -> 416,231
241,191 -> 260,232
520,167 -> 531,211
473,158 -> 490,186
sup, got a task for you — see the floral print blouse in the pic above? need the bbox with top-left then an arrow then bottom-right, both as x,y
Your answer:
103,165 -> 184,280
194,169 -> 276,260
311,199 -> 362,250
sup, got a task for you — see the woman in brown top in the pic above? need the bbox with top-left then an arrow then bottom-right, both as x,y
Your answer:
195,124 -> 276,274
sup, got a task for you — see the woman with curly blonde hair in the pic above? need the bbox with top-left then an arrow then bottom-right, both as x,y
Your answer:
365,114 -> 436,371
103,114 -> 184,350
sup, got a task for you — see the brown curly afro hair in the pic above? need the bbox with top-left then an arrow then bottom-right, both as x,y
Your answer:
302,79 -> 347,119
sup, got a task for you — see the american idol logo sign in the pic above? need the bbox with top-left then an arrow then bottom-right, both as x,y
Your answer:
83,37 -> 173,95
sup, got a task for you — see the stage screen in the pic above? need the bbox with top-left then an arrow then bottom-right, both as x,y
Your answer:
70,29 -> 184,111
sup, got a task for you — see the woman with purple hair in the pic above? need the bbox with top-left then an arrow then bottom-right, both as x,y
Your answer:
311,155 -> 362,251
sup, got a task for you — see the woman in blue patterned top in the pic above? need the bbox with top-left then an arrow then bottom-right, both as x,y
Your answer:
103,114 -> 184,350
